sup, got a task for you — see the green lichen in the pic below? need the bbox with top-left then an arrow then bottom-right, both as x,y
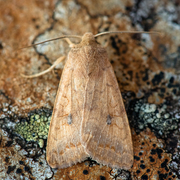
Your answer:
15,110 -> 52,148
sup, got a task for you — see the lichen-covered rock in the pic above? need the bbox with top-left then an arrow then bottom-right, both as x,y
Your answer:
131,128 -> 177,180
0,128 -> 53,180
15,109 -> 52,148
52,160 -> 112,180
1,0 -> 180,179
129,99 -> 179,137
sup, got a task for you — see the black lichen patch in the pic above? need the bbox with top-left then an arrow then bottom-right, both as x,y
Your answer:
161,159 -> 169,171
100,176 -> 106,180
24,166 -> 31,174
149,156 -> 155,163
152,71 -> 164,86
6,140 -> 13,147
150,148 -> 163,159
111,36 -> 120,55
7,165 -> 16,174
134,156 -> 140,161
5,156 -> 9,163
16,168 -> 23,174
19,161 -> 24,165
140,164 -> 146,169
142,68 -> 149,81
136,170 -> 141,174
141,174 -> 148,180
83,169 -> 89,175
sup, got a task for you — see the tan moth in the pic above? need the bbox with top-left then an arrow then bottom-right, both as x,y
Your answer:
22,31 -> 158,169
47,32 -> 133,170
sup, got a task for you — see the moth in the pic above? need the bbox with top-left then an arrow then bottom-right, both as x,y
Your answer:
22,31 -> 152,170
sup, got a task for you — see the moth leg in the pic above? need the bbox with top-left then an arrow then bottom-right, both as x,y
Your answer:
64,38 -> 78,48
21,56 -> 66,78
65,38 -> 73,45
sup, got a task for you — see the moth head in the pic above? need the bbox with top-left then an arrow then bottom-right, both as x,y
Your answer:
80,32 -> 97,46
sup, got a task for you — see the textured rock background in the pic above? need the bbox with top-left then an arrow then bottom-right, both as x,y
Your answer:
0,0 -> 180,179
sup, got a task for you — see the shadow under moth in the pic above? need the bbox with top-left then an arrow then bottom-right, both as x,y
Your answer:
22,31 -> 155,170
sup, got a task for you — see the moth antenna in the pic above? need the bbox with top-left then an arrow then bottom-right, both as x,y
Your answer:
94,31 -> 162,37
21,56 -> 66,78
18,35 -> 82,50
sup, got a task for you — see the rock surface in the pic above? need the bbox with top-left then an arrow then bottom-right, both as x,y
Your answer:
0,0 -> 180,179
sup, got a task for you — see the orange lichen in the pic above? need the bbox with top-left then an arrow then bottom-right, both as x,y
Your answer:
131,128 -> 177,179
53,160 -> 112,180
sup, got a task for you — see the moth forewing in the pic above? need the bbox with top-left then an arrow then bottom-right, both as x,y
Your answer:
46,51 -> 88,169
46,32 -> 133,170
79,39 -> 133,169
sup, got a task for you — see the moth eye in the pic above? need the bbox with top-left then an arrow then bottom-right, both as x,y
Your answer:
67,113 -> 72,124
106,115 -> 112,125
